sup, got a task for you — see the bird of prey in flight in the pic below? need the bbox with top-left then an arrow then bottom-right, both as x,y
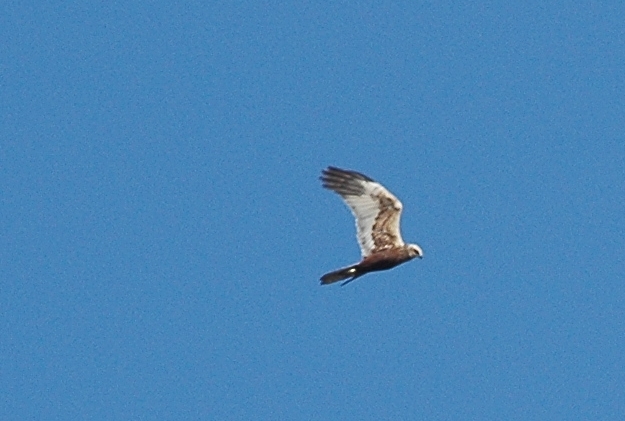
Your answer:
320,166 -> 423,286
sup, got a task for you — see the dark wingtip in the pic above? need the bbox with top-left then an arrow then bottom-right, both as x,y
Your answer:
321,166 -> 374,183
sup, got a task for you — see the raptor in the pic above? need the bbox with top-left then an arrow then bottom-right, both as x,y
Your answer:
320,166 -> 423,286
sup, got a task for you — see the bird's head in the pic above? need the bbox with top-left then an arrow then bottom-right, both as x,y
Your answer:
407,244 -> 423,259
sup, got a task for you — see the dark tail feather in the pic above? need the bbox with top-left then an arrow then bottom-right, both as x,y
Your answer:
320,265 -> 359,285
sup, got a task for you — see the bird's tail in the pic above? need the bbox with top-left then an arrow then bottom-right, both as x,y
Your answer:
320,264 -> 359,286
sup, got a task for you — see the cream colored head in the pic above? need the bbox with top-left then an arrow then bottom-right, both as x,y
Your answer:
407,243 -> 423,259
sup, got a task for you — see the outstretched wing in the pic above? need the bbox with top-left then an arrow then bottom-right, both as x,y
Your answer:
321,166 -> 405,257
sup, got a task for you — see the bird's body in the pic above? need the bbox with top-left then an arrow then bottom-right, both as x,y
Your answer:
320,246 -> 416,285
320,166 -> 423,286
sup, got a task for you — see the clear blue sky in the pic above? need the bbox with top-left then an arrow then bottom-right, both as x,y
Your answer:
2,2 -> 624,420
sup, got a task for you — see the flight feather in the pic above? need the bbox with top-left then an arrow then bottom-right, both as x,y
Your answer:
320,166 -> 405,257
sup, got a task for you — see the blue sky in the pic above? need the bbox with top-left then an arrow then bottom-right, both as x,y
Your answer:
2,1 -> 624,420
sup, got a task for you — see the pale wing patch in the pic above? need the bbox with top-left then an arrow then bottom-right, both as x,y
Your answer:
343,194 -> 379,255
321,167 -> 406,257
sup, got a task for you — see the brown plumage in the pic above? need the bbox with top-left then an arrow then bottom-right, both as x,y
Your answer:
320,166 -> 423,286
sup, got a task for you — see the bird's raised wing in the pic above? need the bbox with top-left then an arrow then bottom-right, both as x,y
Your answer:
321,166 -> 405,257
